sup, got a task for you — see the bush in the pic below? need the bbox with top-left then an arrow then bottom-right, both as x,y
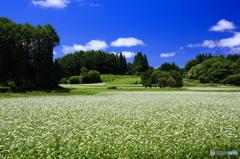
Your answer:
69,76 -> 83,84
4,79 -> 35,92
59,78 -> 68,84
198,76 -> 209,84
82,70 -> 101,83
222,74 -> 240,86
107,86 -> 117,89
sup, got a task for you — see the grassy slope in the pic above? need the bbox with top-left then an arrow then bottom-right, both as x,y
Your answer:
1,76 -> 240,98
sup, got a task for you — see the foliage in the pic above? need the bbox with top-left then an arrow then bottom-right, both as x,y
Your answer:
169,70 -> 183,87
222,74 -> 240,86
185,54 -> 240,86
55,51 -> 129,78
82,70 -> 101,83
0,17 -> 60,90
141,69 -> 183,88
59,78 -> 68,84
198,76 -> 209,84
69,76 -> 83,84
184,59 -> 200,72
185,64 -> 204,79
132,52 -> 149,75
158,62 -> 180,72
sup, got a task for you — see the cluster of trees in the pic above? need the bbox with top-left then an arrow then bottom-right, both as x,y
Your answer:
55,51 -> 149,80
55,51 -> 128,78
184,54 -> 240,85
141,63 -> 183,88
0,17 -> 60,91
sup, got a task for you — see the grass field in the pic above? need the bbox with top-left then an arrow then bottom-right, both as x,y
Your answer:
0,91 -> 239,158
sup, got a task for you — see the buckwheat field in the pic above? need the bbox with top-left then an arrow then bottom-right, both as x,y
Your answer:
0,92 -> 239,158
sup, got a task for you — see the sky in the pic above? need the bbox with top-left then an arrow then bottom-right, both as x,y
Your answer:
1,0 -> 240,68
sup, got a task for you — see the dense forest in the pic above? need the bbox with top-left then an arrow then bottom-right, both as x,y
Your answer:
1,17 -> 240,91
0,17 -> 60,91
184,54 -> 240,85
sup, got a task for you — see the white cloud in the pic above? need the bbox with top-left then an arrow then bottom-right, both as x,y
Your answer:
160,52 -> 176,57
209,19 -> 236,32
202,40 -> 216,48
228,47 -> 240,54
187,32 -> 240,49
121,51 -> 136,58
62,40 -> 108,54
90,3 -> 104,7
187,20 -> 240,52
53,51 -> 57,55
111,37 -> 144,47
31,0 -> 70,8
187,44 -> 201,47
218,32 -> 240,47
179,47 -> 183,50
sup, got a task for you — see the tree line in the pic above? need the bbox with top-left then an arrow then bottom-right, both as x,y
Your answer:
184,54 -> 240,85
1,17 -> 239,91
141,62 -> 183,88
0,17 -> 60,91
54,51 -> 149,81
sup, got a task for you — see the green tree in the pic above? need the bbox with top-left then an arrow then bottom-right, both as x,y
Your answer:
169,70 -> 183,87
141,69 -> 154,88
118,52 -> 127,75
126,63 -> 133,75
222,74 -> 240,86
184,59 -> 200,72
132,52 -> 149,75
150,70 -> 170,88
82,70 -> 101,83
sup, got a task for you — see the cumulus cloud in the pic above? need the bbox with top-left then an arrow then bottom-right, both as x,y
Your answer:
31,0 -> 70,8
53,51 -> 57,55
111,37 -> 144,47
209,19 -> 236,32
160,52 -> 176,57
121,51 -> 136,58
218,32 -> 240,47
187,32 -> 240,49
62,40 -> 108,54
187,19 -> 240,51
201,40 -> 217,48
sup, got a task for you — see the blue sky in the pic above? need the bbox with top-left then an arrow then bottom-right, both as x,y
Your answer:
1,0 -> 240,68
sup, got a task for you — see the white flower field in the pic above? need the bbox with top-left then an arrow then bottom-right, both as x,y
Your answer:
0,92 -> 239,158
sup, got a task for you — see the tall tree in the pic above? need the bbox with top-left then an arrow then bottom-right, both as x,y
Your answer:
0,17 -> 60,90
132,52 -> 149,75
118,52 -> 127,75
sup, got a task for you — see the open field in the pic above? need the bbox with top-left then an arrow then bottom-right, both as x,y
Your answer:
0,91 -> 239,158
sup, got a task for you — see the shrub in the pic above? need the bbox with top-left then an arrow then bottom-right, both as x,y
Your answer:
4,79 -> 35,92
69,76 -> 83,84
82,70 -> 101,83
107,86 -> 117,89
222,74 -> 240,86
198,76 -> 209,84
59,78 -> 68,84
